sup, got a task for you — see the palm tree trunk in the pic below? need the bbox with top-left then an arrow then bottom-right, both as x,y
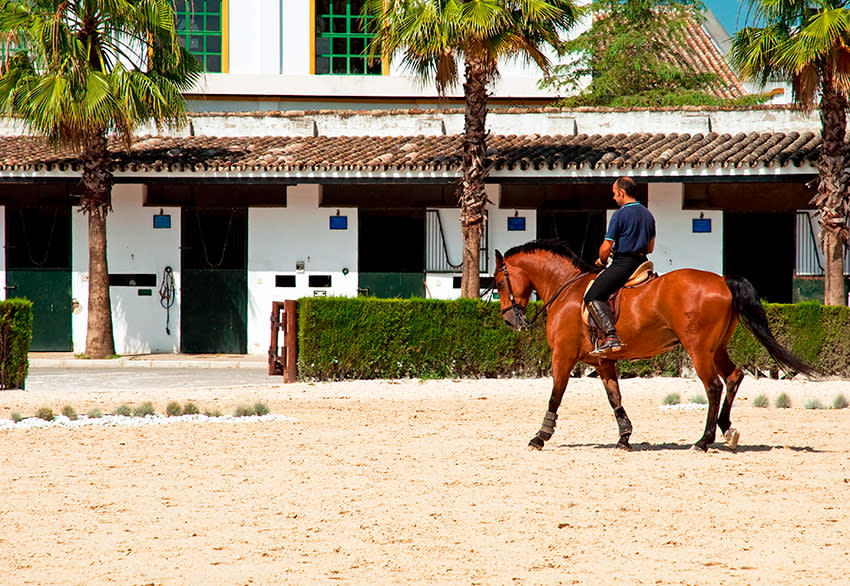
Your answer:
459,53 -> 490,299
813,80 -> 849,306
81,130 -> 116,357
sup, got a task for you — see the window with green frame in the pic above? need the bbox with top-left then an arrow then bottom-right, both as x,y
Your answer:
315,0 -> 381,75
173,0 -> 223,73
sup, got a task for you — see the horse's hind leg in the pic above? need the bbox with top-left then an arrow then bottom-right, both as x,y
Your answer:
691,350 -> 724,451
596,360 -> 632,450
715,347 -> 744,450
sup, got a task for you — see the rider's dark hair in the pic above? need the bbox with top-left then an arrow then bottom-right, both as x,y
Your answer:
614,177 -> 637,197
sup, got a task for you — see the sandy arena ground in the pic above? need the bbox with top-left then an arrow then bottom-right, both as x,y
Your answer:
1,375 -> 849,585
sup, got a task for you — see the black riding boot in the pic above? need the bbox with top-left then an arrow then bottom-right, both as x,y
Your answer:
587,300 -> 624,355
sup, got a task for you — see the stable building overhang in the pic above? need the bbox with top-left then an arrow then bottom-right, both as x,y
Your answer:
0,126 -> 822,185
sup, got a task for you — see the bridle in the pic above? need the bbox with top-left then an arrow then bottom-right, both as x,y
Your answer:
497,261 -> 594,329
499,262 -> 529,328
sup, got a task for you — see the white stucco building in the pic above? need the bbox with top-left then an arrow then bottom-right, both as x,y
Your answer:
0,1 -> 842,356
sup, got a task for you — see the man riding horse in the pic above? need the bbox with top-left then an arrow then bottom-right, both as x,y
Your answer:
585,177 -> 656,356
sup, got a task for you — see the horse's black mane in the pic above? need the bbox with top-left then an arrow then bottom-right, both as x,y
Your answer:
504,239 -> 601,273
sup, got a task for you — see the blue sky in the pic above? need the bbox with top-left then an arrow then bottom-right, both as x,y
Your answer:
703,1 -> 746,34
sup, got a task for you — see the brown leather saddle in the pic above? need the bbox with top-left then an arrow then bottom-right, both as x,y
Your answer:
581,261 -> 658,329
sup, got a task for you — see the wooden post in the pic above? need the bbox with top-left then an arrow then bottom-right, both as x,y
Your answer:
268,300 -> 297,382
283,299 -> 298,383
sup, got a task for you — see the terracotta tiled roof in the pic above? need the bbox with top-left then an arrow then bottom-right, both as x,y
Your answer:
591,12 -> 746,100
0,132 -> 820,176
678,19 -> 744,99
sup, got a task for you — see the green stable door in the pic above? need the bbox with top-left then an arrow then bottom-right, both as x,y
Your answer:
5,206 -> 72,351
358,209 -> 426,298
180,208 -> 248,353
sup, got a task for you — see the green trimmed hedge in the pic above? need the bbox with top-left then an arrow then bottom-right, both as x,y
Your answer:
297,297 -> 850,380
0,299 -> 33,389
298,297 -> 551,380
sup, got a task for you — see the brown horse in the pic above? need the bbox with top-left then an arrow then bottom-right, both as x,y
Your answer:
492,240 -> 815,452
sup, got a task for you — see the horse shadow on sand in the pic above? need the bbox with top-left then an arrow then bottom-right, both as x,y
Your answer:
553,442 -> 823,453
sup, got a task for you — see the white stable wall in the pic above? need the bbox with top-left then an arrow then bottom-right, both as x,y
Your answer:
230,0 -> 584,96
281,0 -> 310,75
72,185 -> 181,355
646,183 -> 722,275
247,183 -> 358,354
230,0 -> 282,74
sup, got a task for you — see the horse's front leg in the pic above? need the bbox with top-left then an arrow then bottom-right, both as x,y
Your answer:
596,360 -> 632,450
528,362 -> 574,451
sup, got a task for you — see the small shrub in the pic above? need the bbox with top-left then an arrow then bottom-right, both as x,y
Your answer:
11,412 -> 22,423
833,394 -> 848,410
689,394 -> 707,405
233,403 -> 256,417
805,398 -> 825,410
87,408 -> 103,419
183,402 -> 200,415
61,405 -> 78,420
114,404 -> 133,416
165,401 -> 183,417
133,401 -> 156,417
752,394 -> 770,409
775,393 -> 792,409
204,408 -> 222,418
0,299 -> 33,390
253,401 -> 270,416
663,392 -> 681,406
35,407 -> 54,422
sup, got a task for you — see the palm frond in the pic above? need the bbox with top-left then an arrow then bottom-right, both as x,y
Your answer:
0,0 -> 196,150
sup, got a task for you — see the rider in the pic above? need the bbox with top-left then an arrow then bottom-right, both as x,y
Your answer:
584,177 -> 656,356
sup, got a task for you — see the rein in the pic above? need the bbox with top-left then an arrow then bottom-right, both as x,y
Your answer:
499,262 -> 595,329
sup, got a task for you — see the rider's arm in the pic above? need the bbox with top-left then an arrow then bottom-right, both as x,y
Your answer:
598,239 -> 614,264
647,238 -> 655,254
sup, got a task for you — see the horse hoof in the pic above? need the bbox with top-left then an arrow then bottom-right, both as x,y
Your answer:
691,443 -> 708,452
616,440 -> 631,451
528,437 -> 544,451
724,428 -> 740,450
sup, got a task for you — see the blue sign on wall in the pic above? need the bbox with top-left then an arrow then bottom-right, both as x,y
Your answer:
692,218 -> 712,233
153,214 -> 171,229
507,216 -> 526,231
329,215 -> 348,230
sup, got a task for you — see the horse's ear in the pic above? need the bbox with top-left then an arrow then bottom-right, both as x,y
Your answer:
495,249 -> 503,264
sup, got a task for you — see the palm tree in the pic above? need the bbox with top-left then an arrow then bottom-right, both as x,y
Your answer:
365,0 -> 582,297
0,0 -> 201,356
731,1 -> 850,306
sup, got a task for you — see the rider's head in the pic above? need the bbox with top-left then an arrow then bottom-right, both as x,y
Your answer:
612,177 -> 638,206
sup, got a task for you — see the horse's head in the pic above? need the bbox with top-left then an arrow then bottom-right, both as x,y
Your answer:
494,249 -> 532,331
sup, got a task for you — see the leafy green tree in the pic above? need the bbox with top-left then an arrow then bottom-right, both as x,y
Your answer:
365,0 -> 581,297
731,0 -> 850,306
543,0 -> 762,107
0,0 -> 202,356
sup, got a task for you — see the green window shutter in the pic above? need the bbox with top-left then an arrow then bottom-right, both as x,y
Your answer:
315,0 -> 381,75
174,0 -> 224,73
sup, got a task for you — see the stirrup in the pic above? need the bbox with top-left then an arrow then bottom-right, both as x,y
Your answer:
590,336 -> 623,356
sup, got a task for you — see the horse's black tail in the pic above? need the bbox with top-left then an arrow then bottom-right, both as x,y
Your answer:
725,275 -> 817,377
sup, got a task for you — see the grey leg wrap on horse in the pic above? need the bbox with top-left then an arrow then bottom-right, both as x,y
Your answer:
537,410 -> 558,441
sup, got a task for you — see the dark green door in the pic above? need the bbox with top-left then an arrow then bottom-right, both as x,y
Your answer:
538,209 -> 607,265
181,208 -> 247,353
724,212 -> 794,303
359,209 -> 425,297
5,206 -> 72,351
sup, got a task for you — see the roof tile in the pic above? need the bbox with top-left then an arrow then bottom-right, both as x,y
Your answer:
0,132 -> 821,177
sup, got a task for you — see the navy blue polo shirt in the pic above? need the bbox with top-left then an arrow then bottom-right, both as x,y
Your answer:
605,202 -> 655,254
